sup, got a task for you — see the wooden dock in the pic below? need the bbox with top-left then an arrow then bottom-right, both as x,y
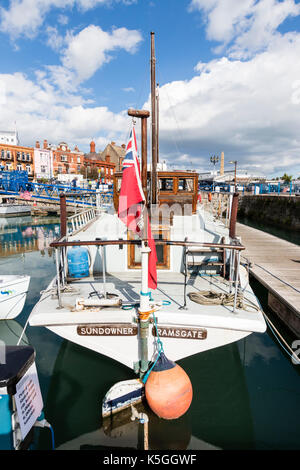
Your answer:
236,222 -> 300,337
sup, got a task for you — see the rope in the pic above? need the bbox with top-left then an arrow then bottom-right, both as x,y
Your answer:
187,290 -> 260,312
142,313 -> 164,384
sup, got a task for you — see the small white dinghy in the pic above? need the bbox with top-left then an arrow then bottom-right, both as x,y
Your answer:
0,275 -> 30,319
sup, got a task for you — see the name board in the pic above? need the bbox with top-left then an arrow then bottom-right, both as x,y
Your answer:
77,324 -> 138,336
14,363 -> 43,441
152,326 -> 207,340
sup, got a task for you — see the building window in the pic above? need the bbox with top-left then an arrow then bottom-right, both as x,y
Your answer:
77,164 -> 81,172
26,165 -> 31,174
58,166 -> 62,174
77,157 -> 81,163
61,155 -> 68,162
1,149 -> 4,158
17,164 -> 22,171
26,153 -> 30,161
41,165 -> 46,173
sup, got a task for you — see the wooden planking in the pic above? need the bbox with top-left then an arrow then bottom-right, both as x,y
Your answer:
236,222 -> 300,336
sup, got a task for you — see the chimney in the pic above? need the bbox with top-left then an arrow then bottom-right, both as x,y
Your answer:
90,141 -> 95,153
220,151 -> 224,176
36,141 -> 40,148
43,139 -> 48,149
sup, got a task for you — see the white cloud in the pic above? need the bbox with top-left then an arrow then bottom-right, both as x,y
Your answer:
57,14 -> 69,26
0,72 -> 129,151
189,0 -> 300,58
122,87 -> 135,92
46,26 -> 65,52
143,33 -> 300,175
0,0 -> 136,40
60,25 -> 142,83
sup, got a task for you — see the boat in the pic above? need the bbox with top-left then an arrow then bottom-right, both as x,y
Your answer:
0,275 -> 30,320
0,198 -> 31,217
28,32 -> 266,418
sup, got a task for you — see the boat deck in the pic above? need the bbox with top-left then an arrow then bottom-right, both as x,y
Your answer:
29,270 -> 265,333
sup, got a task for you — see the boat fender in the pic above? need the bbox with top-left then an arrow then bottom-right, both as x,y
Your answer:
145,352 -> 193,420
208,192 -> 212,202
197,193 -> 202,203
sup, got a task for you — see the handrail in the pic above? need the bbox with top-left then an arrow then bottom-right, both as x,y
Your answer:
50,238 -> 245,251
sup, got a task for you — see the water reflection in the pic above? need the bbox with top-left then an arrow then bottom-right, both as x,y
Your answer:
0,216 -> 60,257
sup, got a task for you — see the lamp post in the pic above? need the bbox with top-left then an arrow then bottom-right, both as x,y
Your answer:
229,160 -> 237,191
210,155 -> 219,191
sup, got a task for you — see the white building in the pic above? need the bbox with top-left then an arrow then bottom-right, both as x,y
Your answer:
34,144 -> 54,180
0,130 -> 19,146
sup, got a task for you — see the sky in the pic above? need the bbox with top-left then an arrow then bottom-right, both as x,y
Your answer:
1,0 -> 300,177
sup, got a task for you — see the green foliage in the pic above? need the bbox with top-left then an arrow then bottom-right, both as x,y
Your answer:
281,173 -> 293,183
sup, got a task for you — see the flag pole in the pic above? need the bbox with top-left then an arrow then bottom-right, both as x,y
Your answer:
128,109 -> 151,376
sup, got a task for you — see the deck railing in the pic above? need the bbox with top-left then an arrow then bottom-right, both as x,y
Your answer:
50,237 -> 245,310
67,207 -> 97,235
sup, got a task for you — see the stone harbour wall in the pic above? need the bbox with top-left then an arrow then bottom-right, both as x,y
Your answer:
238,195 -> 300,231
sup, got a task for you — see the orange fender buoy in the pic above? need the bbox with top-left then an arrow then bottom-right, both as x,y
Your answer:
197,193 -> 202,203
145,353 -> 193,420
208,192 -> 212,202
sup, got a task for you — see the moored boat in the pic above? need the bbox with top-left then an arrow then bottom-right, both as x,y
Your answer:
0,275 -> 30,320
28,32 -> 266,420
0,203 -> 31,217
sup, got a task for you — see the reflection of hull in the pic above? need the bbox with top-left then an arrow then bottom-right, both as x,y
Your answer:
102,379 -> 144,418
0,275 -> 30,319
0,205 -> 31,217
40,338 -> 253,450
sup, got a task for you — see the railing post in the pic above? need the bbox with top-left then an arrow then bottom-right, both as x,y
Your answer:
55,248 -> 62,308
229,193 -> 239,239
60,193 -> 67,238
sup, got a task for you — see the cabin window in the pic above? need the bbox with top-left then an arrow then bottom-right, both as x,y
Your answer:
117,177 -> 122,192
159,178 -> 174,192
128,227 -> 170,269
178,178 -> 194,192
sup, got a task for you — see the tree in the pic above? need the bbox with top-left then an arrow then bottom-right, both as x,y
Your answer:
281,173 -> 293,184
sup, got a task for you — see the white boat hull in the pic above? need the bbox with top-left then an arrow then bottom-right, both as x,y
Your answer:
0,275 -> 30,319
0,205 -> 31,217
46,323 -> 250,370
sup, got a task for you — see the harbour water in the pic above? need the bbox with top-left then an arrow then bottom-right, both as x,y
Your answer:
1,215 -> 300,450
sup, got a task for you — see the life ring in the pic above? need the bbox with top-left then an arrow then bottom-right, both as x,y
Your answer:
208,192 -> 212,202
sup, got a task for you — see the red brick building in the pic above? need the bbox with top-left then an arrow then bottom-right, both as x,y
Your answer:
37,140 -> 85,176
84,141 -> 117,184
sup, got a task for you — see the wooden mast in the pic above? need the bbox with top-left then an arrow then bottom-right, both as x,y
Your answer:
156,83 -> 159,166
151,32 -> 158,205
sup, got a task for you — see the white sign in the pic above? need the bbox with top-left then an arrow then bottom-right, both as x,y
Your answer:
15,362 -> 43,440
